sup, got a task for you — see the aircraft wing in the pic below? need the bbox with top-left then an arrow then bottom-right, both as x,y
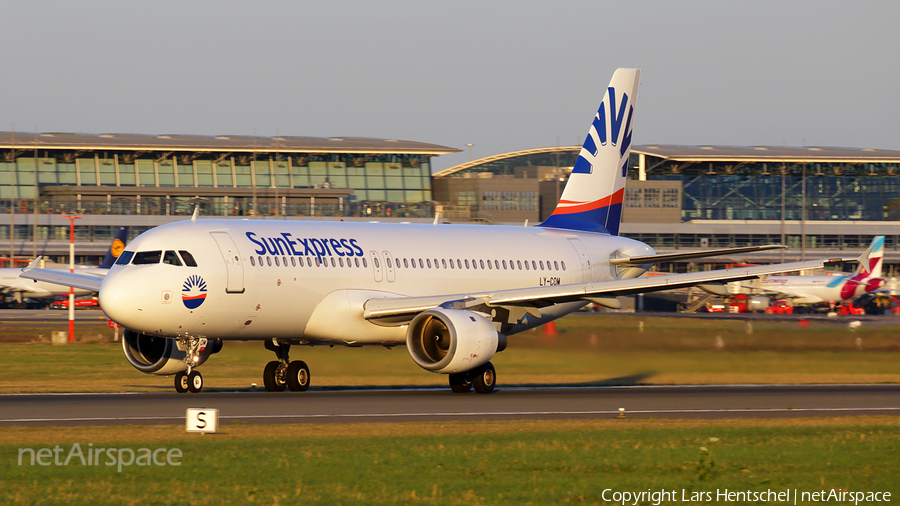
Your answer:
608,244 -> 785,266
364,257 -> 846,322
19,265 -> 104,292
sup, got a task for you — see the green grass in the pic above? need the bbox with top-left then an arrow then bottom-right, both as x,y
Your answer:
2,314 -> 900,392
1,418 -> 898,505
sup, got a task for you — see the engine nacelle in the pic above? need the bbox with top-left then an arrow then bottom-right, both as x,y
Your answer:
122,329 -> 222,376
406,309 -> 501,374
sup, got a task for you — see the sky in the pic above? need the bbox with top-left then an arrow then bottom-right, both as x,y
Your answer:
1,1 -> 899,172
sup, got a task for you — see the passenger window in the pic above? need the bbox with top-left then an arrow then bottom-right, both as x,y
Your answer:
532,260 -> 537,270
464,259 -> 470,269
540,261 -> 545,270
132,251 -> 162,265
330,258 -> 336,267
266,257 -> 272,267
362,258 -> 368,268
457,259 -> 462,269
355,258 -> 360,267
386,258 -> 392,269
554,261 -> 559,270
502,260 -> 507,270
258,256 -> 263,266
561,261 -> 566,270
516,260 -> 522,270
487,260 -> 492,270
163,251 -> 182,266
374,257 -> 380,268
250,257 -> 256,266
291,257 -> 296,267
274,257 -> 281,267
339,257 -> 344,267
307,257 -> 313,267
115,251 -> 134,266
494,260 -> 499,270
525,261 -> 530,270
442,259 -> 447,269
283,256 -> 287,266
449,259 -> 454,269
427,259 -> 432,269
178,251 -> 198,267
419,258 -> 424,269
403,258 -> 408,268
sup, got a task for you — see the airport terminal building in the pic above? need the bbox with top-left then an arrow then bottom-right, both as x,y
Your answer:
0,132 -> 457,265
433,145 -> 900,274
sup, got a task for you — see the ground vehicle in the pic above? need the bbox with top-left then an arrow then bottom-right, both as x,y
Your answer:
49,297 -> 100,310
765,300 -> 794,315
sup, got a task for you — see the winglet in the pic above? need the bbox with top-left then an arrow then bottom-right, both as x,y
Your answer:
433,212 -> 441,226
23,255 -> 42,271
191,206 -> 199,223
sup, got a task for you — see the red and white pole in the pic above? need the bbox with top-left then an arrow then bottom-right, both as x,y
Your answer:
62,214 -> 80,344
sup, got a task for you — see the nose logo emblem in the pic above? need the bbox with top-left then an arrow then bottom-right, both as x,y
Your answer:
182,275 -> 208,309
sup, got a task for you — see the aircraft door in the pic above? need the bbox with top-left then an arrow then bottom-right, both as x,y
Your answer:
210,231 -> 245,293
567,238 -> 591,283
382,251 -> 396,282
369,250 -> 383,282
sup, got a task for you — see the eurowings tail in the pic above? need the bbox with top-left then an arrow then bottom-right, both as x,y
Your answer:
99,227 -> 129,269
854,235 -> 884,277
538,68 -> 640,235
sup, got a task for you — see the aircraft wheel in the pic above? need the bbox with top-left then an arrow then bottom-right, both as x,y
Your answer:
174,372 -> 189,393
449,373 -> 472,393
286,361 -> 311,392
263,361 -> 287,392
188,371 -> 203,393
472,362 -> 496,394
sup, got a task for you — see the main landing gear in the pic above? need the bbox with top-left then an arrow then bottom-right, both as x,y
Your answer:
263,339 -> 310,392
174,336 -> 206,394
448,362 -> 496,394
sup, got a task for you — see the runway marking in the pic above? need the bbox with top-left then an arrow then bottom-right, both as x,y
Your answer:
3,407 -> 900,424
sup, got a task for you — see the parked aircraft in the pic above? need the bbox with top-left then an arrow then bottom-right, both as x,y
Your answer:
753,236 -> 885,304
22,69 -> 844,393
0,227 -> 128,306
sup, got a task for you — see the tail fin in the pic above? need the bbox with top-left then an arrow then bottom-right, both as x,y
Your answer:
855,235 -> 884,277
99,227 -> 129,268
538,68 -> 640,235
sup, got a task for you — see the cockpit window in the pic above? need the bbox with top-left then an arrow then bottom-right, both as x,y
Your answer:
163,251 -> 182,266
179,251 -> 198,267
132,251 -> 162,265
115,251 -> 135,266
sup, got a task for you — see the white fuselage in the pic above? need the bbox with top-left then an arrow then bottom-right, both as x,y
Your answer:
759,273 -> 881,304
99,219 -> 653,344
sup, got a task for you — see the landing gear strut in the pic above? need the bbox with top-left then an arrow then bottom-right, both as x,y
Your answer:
449,362 -> 496,394
174,336 -> 206,393
264,339 -> 310,392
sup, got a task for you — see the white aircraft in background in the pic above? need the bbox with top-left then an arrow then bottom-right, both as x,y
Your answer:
23,69 -> 845,394
1,227 -> 128,306
752,236 -> 885,305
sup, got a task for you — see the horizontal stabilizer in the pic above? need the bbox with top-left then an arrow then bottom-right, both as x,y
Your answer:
609,245 -> 786,266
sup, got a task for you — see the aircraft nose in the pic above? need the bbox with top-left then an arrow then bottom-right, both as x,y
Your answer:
99,269 -> 147,329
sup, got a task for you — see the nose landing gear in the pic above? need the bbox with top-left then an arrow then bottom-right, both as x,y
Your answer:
264,339 -> 311,392
174,336 -> 207,394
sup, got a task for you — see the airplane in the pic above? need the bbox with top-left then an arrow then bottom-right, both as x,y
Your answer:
22,69 -> 846,394
0,227 -> 128,306
751,236 -> 885,305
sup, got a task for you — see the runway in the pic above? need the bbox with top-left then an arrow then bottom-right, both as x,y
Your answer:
2,384 -> 898,427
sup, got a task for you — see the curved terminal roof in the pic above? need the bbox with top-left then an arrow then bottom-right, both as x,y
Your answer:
436,144 -> 900,177
0,132 -> 460,156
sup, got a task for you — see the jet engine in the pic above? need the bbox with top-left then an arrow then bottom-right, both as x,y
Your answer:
406,309 -> 505,374
122,329 -> 222,376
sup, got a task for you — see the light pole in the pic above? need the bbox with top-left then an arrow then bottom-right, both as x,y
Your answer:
466,143 -> 473,162
62,214 -> 81,343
